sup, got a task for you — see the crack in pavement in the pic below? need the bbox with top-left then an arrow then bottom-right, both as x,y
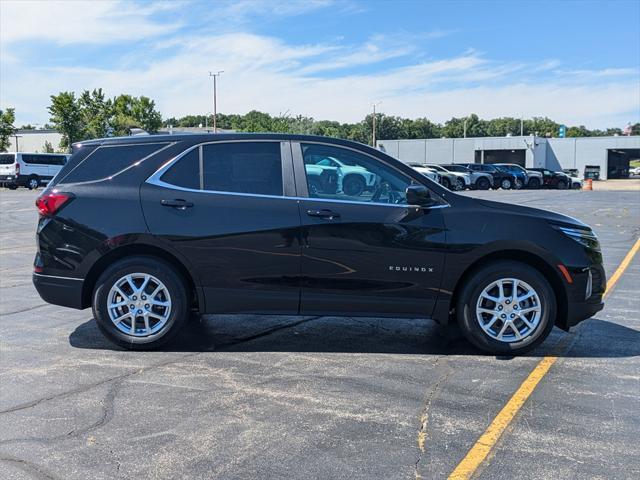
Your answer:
0,455 -> 57,480
0,315 -> 323,417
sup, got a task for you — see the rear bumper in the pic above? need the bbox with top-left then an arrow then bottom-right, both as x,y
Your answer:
33,273 -> 85,309
0,175 -> 17,184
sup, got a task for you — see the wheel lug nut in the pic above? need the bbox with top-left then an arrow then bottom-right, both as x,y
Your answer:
145,304 -> 150,309
130,304 -> 135,309
510,314 -> 515,318
137,309 -> 142,314
501,314 -> 506,319
505,300 -> 510,305
132,296 -> 137,300
142,296 -> 146,300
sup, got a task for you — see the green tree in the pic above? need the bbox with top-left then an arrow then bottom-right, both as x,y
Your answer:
42,140 -> 55,153
48,92 -> 84,150
0,107 -> 16,152
79,88 -> 113,138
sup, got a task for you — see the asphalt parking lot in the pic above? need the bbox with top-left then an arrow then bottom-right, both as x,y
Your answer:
1,186 -> 639,480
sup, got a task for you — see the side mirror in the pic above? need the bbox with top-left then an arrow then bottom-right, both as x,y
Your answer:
406,185 -> 436,207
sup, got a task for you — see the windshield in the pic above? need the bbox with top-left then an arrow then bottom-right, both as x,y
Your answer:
0,154 -> 15,165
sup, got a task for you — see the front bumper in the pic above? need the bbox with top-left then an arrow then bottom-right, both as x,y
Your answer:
564,297 -> 604,329
33,273 -> 85,309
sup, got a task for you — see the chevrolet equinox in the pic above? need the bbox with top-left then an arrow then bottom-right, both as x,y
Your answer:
33,134 -> 605,354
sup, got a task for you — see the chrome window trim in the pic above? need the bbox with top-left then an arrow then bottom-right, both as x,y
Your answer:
147,176 -> 449,210
146,138 -> 450,210
33,272 -> 84,281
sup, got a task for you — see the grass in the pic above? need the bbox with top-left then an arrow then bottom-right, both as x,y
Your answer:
630,159 -> 640,168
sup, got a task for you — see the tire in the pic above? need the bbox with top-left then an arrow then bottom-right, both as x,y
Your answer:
7,184 -> 18,190
500,178 -> 512,190
456,260 -> 556,355
343,175 -> 366,196
476,177 -> 490,190
92,256 -> 190,350
27,176 -> 40,190
308,178 -> 321,196
441,177 -> 452,190
556,180 -> 567,190
455,177 -> 466,191
528,177 -> 541,189
514,178 -> 524,190
572,182 -> 582,190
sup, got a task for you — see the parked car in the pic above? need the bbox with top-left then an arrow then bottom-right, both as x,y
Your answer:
527,168 -> 571,189
33,133 -> 605,355
629,166 -> 640,176
0,152 -> 70,190
459,163 -> 517,190
304,155 -> 377,196
493,164 -> 529,190
441,164 -> 493,190
568,176 -> 583,190
408,163 -> 440,183
412,164 -> 458,190
426,164 -> 471,190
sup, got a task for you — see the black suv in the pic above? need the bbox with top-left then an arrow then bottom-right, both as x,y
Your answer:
528,168 -> 571,189
458,163 -> 518,190
33,134 -> 605,354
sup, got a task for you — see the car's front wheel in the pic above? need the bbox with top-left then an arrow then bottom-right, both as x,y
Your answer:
441,177 -> 452,190
455,177 -> 466,191
556,179 -> 567,189
476,177 -> 490,190
456,261 -> 556,355
500,178 -> 513,190
92,256 -> 189,350
528,177 -> 541,189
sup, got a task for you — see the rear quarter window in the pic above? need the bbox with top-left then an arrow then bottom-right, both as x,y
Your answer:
60,143 -> 169,184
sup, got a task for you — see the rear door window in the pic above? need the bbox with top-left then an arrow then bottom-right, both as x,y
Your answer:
160,149 -> 200,190
0,154 -> 15,164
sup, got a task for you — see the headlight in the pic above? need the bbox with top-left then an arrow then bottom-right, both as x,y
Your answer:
555,225 -> 601,251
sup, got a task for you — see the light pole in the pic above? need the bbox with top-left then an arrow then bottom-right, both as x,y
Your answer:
463,117 -> 468,138
371,101 -> 382,147
209,71 -> 224,132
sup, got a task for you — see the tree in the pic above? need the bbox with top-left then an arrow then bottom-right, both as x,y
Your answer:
42,140 -> 55,153
0,108 -> 16,152
111,94 -> 162,135
79,88 -> 113,139
48,92 -> 84,150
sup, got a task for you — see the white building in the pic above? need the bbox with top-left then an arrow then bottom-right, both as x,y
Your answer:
6,129 -> 64,153
378,135 -> 640,180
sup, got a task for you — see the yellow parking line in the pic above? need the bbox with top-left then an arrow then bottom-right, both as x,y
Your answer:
447,236 -> 640,480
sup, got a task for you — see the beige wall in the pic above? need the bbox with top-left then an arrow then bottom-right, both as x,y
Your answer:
5,130 -> 64,153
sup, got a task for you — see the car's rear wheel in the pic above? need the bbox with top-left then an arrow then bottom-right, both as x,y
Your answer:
528,177 -> 541,189
514,178 -> 524,189
441,177 -> 451,190
27,176 -> 40,190
7,183 -> 18,190
93,256 -> 189,350
343,175 -> 365,196
456,260 -> 556,355
500,178 -> 512,190
455,177 -> 466,191
476,177 -> 490,190
556,179 -> 567,189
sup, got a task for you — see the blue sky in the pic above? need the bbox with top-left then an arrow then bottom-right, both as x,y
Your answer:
1,0 -> 639,128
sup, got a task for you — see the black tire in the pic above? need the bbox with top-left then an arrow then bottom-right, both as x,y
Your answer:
455,177 -> 466,191
572,182 -> 581,190
500,178 -> 512,190
7,183 -> 18,190
556,179 -> 567,190
528,177 -> 541,189
455,260 -> 556,355
476,177 -> 490,190
343,175 -> 366,196
441,177 -> 452,190
27,176 -> 40,190
514,178 -> 524,190
92,256 -> 190,350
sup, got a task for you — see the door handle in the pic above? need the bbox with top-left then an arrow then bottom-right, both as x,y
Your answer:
306,209 -> 340,220
161,199 -> 194,210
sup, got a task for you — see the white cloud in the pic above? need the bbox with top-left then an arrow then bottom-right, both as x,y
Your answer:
0,0 -> 181,44
1,7 -> 638,129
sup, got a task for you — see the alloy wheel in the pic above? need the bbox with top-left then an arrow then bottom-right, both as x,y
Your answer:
475,278 -> 542,343
107,273 -> 172,337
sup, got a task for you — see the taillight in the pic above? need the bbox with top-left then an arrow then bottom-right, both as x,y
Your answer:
36,192 -> 73,216
15,162 -> 20,175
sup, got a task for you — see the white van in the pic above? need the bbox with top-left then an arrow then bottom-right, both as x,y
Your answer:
0,152 -> 70,190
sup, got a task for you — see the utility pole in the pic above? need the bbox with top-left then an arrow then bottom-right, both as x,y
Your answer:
371,101 -> 382,147
463,117 -> 468,138
209,71 -> 224,132
520,117 -> 524,136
